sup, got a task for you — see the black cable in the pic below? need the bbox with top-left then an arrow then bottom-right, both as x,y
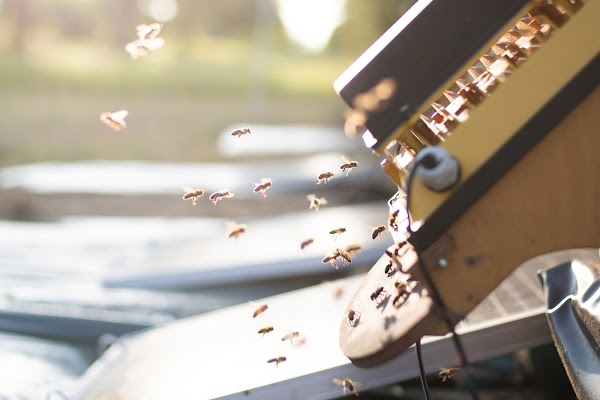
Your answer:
415,338 -> 431,400
405,154 -> 479,400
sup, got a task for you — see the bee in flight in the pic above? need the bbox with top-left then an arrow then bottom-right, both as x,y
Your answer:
136,22 -> 162,40
339,156 -> 359,176
209,189 -> 234,205
332,378 -> 362,397
322,252 -> 340,270
252,304 -> 268,318
231,127 -> 251,138
307,194 -> 328,211
300,238 -> 314,250
258,326 -> 274,336
100,110 -> 128,131
335,248 -> 352,266
182,187 -> 204,205
329,227 -> 347,239
125,23 -> 164,60
281,331 -> 299,344
226,221 -> 246,239
344,243 -> 362,256
438,367 -> 460,382
267,356 -> 287,367
316,171 -> 335,184
371,225 -> 386,240
253,178 -> 272,198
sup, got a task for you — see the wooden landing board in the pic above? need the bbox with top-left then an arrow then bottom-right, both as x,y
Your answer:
65,250 -> 597,400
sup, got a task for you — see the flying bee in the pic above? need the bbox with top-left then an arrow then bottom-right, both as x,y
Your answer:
316,171 -> 334,184
371,225 -> 386,239
136,22 -> 162,40
100,110 -> 128,131
231,127 -> 251,138
267,356 -> 287,367
322,253 -> 339,270
125,37 -> 164,59
300,238 -> 314,250
332,285 -> 344,299
253,304 -> 268,318
253,178 -> 272,198
258,326 -> 274,336
370,286 -> 387,303
281,331 -> 299,344
438,367 -> 460,382
209,189 -> 234,205
182,186 -> 204,205
339,156 -> 359,176
335,248 -> 352,266
332,378 -> 362,397
392,280 -> 411,307
329,227 -> 347,239
389,209 -> 401,232
344,243 -> 362,256
226,221 -> 246,239
347,309 -> 360,326
307,194 -> 328,211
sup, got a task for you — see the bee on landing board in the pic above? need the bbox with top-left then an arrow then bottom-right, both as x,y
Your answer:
253,178 -> 272,198
333,378 -> 362,397
252,304 -> 268,318
226,221 -> 246,239
316,171 -> 334,184
371,225 -> 386,239
438,367 -> 460,382
258,326 -> 274,336
100,110 -> 128,131
392,280 -> 411,307
307,194 -> 328,211
389,209 -> 402,232
339,156 -> 359,176
300,238 -> 314,250
281,331 -> 299,344
231,127 -> 251,138
267,356 -> 287,367
182,187 -> 204,205
347,309 -> 360,326
370,286 -> 387,303
209,189 -> 234,205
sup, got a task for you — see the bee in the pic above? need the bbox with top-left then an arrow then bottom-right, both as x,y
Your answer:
136,23 -> 162,40
125,37 -> 164,60
293,337 -> 307,347
322,252 -> 339,270
252,304 -> 268,318
316,171 -> 334,184
339,156 -> 359,176
182,187 -> 204,205
347,309 -> 360,326
281,331 -> 299,344
253,178 -> 272,198
258,326 -> 274,336
267,356 -> 287,367
371,225 -> 386,239
332,378 -> 362,397
226,221 -> 246,239
344,243 -> 362,256
388,209 -> 401,232
438,367 -> 460,382
231,127 -> 251,138
209,189 -> 234,205
373,77 -> 397,101
384,259 -> 395,276
392,280 -> 411,307
335,248 -> 352,266
307,194 -> 328,211
329,227 -> 346,239
370,286 -> 387,302
332,285 -> 344,299
386,240 -> 409,259
100,110 -> 128,131
300,238 -> 314,250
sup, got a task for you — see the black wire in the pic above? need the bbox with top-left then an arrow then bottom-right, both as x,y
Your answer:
415,338 -> 431,400
405,155 -> 479,400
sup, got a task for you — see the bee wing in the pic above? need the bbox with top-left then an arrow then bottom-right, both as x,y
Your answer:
332,378 -> 343,386
320,197 -> 328,204
182,186 -> 195,193
341,155 -> 350,164
225,221 -> 238,230
111,110 -> 129,121
307,194 -> 316,201
353,381 -> 363,388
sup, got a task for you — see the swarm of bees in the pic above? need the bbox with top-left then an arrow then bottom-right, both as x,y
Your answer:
100,110 -> 128,131
226,221 -> 247,239
231,127 -> 251,138
125,23 -> 165,60
333,378 -> 362,397
182,187 -> 205,205
253,178 -> 273,198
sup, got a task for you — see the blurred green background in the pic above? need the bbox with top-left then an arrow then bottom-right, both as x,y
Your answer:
0,0 -> 415,167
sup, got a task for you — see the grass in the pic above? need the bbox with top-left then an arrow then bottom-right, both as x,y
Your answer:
0,36 -> 355,167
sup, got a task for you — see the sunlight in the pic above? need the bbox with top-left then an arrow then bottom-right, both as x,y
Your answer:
275,0 -> 346,53
137,0 -> 178,23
